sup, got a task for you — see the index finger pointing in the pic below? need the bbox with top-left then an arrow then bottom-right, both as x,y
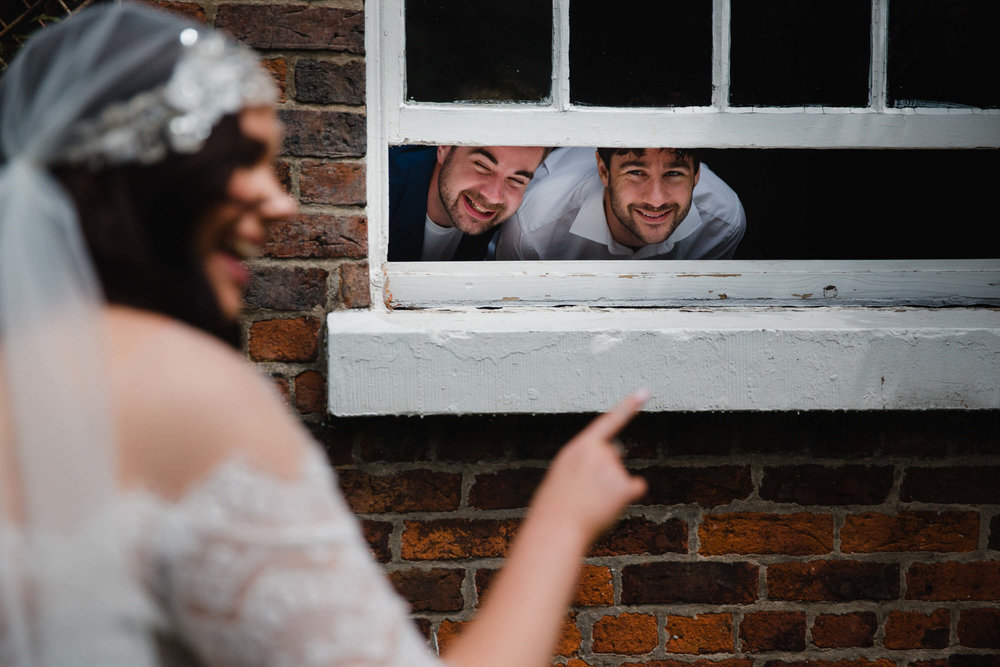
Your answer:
580,389 -> 650,441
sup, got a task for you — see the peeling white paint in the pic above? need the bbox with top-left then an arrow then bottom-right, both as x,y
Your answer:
327,308 -> 1000,415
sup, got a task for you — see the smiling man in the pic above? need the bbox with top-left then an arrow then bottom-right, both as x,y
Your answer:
388,144 -> 548,261
494,147 -> 745,260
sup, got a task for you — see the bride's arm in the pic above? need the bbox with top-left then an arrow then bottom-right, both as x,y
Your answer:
441,393 -> 648,667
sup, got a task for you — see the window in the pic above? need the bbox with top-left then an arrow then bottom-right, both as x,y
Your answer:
328,0 -> 1000,415
368,0 -> 1000,308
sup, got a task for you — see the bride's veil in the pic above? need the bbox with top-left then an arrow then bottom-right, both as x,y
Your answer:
0,4 -> 272,664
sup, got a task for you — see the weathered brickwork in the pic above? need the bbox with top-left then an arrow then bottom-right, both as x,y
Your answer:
147,2 -> 1000,664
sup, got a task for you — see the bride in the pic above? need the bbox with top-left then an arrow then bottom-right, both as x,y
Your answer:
0,3 -> 647,666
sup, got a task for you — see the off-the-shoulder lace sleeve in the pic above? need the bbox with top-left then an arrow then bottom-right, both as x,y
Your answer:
134,442 -> 444,667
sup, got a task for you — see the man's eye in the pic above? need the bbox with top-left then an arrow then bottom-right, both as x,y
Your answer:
509,178 -> 528,188
474,162 -> 492,172
627,170 -> 645,177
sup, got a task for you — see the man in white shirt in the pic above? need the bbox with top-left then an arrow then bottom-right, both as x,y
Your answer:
494,147 -> 745,260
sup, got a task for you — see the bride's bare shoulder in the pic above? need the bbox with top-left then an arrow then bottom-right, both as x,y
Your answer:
106,307 -> 309,498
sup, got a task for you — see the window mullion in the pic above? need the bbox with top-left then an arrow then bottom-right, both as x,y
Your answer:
712,0 -> 731,110
553,0 -> 570,110
870,0 -> 889,111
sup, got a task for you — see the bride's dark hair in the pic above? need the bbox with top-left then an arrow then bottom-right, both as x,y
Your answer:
52,114 -> 267,347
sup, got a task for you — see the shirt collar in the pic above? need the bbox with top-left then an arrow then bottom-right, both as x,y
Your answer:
567,176 -> 704,257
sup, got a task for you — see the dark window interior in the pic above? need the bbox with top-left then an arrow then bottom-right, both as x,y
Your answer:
730,0 -> 871,107
888,0 -> 1000,108
569,1 -> 713,107
405,0 -> 552,103
702,148 -> 1000,259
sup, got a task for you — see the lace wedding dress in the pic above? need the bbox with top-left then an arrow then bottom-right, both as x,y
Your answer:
1,439 -> 445,667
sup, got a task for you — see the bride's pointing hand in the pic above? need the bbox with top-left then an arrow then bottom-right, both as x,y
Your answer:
530,390 -> 650,546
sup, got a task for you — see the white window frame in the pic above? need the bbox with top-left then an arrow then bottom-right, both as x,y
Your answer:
325,0 -> 1000,416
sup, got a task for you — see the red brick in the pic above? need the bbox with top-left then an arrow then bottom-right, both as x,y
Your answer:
264,213 -> 366,259
141,0 -> 206,22
842,511 -> 979,553
592,613 -> 659,655
643,465 -> 752,506
760,465 -> 893,505
306,423 -> 352,466
360,520 -> 391,563
884,608 -> 950,649
468,468 -> 545,510
590,517 -> 687,556
957,608 -> 1000,648
699,512 -> 833,556
435,618 -> 466,653
401,519 -> 519,560
293,370 -> 325,414
338,469 -> 460,513
355,418 -> 430,462
388,568 -> 464,612
764,661 -> 895,667
810,612 -> 877,648
273,158 -> 292,193
278,109 -> 366,158
339,261 -> 371,308
621,661 -> 751,667
299,160 -> 366,205
260,57 -> 287,102
767,560 -> 899,602
664,613 -> 733,654
215,5 -> 364,52
901,466 -> 1000,504
557,613 -> 582,657
413,617 -> 431,641
247,317 -> 320,362
991,514 -> 1000,551
245,266 -> 328,311
295,59 -> 365,105
622,562 -> 758,605
574,565 -> 614,606
906,562 -> 1000,601
434,414 -> 517,462
740,611 -> 806,652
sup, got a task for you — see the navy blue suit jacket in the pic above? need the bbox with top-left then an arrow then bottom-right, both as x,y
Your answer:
387,146 -> 494,261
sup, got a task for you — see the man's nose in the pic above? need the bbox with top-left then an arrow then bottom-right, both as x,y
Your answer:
644,179 -> 670,207
479,175 -> 504,203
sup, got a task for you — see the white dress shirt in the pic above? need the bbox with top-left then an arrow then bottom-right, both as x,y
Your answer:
495,147 -> 746,260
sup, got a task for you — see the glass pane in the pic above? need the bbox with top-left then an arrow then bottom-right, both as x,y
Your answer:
389,145 -> 1000,261
405,0 -> 552,103
701,148 -> 1000,259
730,0 -> 870,107
570,1 -> 712,107
888,0 -> 1000,109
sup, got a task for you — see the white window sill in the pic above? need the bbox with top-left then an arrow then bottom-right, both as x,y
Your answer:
326,307 -> 1000,415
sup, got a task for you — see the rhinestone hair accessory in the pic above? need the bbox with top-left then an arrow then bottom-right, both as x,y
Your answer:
59,28 -> 277,167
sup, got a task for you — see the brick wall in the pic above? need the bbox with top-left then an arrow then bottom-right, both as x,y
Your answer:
150,2 -> 1000,665
318,411 -> 1000,667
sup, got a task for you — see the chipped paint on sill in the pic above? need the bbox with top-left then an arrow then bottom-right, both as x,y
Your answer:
677,273 -> 743,278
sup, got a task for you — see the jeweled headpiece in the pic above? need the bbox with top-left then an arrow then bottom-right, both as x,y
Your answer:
59,28 -> 277,166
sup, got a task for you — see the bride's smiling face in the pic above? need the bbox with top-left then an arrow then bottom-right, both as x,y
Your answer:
195,106 -> 296,321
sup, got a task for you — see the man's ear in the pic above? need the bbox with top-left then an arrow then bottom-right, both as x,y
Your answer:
437,145 -> 453,165
693,165 -> 700,187
596,150 -> 610,187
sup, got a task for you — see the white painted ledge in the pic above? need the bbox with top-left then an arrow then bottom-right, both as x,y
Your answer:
326,308 -> 1000,415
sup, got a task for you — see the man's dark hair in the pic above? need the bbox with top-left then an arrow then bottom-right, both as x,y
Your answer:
52,114 -> 267,347
596,147 -> 700,173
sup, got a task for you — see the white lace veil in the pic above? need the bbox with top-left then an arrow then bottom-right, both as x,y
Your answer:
0,4 -> 275,664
